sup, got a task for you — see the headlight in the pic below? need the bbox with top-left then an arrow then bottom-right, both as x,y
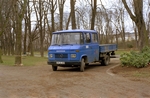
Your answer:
49,54 -> 53,58
71,54 -> 76,58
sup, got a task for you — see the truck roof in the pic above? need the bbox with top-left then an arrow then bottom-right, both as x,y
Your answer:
53,29 -> 97,33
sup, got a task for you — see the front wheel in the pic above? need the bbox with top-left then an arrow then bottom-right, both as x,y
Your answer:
80,58 -> 85,72
52,65 -> 57,71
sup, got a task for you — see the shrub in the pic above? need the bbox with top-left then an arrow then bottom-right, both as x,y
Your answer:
120,46 -> 150,68
127,44 -> 133,48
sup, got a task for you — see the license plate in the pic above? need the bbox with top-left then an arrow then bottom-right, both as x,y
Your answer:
56,62 -> 65,64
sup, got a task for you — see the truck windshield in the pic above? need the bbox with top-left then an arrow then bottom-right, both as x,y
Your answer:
51,33 -> 83,45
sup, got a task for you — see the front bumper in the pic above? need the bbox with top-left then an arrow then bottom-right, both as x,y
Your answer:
47,61 -> 81,66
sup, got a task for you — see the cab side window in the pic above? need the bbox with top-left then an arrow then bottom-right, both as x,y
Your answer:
92,33 -> 98,43
85,33 -> 91,43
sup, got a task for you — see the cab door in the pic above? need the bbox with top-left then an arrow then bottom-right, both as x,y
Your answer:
90,33 -> 99,61
84,33 -> 93,62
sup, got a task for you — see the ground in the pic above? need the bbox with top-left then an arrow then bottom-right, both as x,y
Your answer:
0,58 -> 150,98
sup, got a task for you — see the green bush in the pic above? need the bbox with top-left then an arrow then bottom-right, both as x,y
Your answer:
120,46 -> 150,68
127,44 -> 133,48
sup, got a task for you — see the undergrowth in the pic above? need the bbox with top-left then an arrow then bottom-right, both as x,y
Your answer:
120,46 -> 150,68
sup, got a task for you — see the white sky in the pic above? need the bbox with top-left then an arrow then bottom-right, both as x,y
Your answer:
30,0 -> 149,32
64,0 -> 118,11
63,0 -> 133,31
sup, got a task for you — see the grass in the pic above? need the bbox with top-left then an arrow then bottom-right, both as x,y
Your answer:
132,71 -> 150,78
115,49 -> 138,55
1,55 -> 47,66
0,49 -> 137,66
34,51 -> 48,57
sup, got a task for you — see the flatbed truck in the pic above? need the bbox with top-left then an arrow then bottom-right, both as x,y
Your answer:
47,29 -> 117,72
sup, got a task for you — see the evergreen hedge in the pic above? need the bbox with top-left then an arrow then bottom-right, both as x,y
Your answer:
120,46 -> 150,68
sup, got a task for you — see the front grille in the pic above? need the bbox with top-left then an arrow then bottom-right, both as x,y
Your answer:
55,54 -> 68,58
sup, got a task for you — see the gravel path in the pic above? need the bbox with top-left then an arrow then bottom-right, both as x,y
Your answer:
0,58 -> 150,98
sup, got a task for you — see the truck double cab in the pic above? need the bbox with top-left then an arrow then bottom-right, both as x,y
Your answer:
47,29 -> 117,72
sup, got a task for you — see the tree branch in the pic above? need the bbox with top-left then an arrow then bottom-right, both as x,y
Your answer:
122,0 -> 136,22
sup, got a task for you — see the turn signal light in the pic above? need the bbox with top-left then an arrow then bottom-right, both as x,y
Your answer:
76,50 -> 80,52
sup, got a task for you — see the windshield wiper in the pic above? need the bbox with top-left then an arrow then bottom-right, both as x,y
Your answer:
61,44 -> 73,45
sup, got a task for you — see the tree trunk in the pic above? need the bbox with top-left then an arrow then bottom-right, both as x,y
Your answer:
58,0 -> 65,30
70,0 -> 76,29
121,10 -> 126,49
15,19 -> 22,66
66,13 -> 71,30
39,0 -> 44,57
28,14 -> 34,56
23,18 -> 27,55
14,0 -> 27,66
0,48 -> 3,63
134,26 -> 138,49
51,0 -> 57,32
0,30 -> 3,63
90,0 -> 97,30
122,0 -> 148,50
116,29 -> 119,45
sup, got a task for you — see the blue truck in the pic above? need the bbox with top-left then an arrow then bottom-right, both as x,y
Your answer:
47,29 -> 117,72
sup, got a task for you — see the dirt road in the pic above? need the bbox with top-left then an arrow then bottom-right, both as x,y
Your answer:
0,58 -> 150,98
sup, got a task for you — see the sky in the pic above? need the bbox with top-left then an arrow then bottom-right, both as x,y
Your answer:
63,0 -> 133,31
64,0 -> 118,11
30,0 -> 149,32
62,0 -> 149,32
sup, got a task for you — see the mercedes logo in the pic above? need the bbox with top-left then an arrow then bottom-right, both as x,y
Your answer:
59,54 -> 63,58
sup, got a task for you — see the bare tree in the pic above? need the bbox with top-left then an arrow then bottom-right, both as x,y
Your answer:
114,4 -> 126,49
64,12 -> 71,30
32,0 -> 50,57
13,0 -> 27,66
39,0 -> 44,57
95,2 -> 113,44
0,0 -> 14,63
26,0 -> 33,56
76,0 -> 91,29
50,0 -> 57,32
122,0 -> 148,50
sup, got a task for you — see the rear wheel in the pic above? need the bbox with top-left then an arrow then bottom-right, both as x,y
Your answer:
80,58 -> 85,72
101,55 -> 110,66
52,65 -> 57,71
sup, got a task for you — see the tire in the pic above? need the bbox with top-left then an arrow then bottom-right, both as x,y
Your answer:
80,58 -> 85,72
52,65 -> 57,71
101,55 -> 110,66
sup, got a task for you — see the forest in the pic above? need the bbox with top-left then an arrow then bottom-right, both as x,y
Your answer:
0,0 -> 150,65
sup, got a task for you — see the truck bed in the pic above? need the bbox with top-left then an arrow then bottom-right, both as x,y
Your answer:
99,44 -> 117,53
